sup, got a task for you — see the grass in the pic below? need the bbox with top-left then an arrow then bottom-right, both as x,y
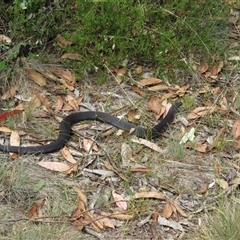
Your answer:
167,140 -> 186,161
5,113 -> 57,140
182,94 -> 198,111
200,198 -> 240,240
1,0 -> 230,82
0,157 -> 84,239
0,0 -> 238,239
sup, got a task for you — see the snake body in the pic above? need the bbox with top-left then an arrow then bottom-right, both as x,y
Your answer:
0,102 -> 181,154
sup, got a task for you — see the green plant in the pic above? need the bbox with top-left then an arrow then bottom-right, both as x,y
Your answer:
63,0 -> 229,79
5,0 -> 74,47
167,140 -> 186,161
2,1 -> 230,82
0,162 -> 29,203
200,198 -> 240,240
182,94 -> 197,110
0,61 -> 9,71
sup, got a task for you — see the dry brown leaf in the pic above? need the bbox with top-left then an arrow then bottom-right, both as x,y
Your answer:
71,219 -> 85,231
115,68 -> 126,84
210,65 -> 218,78
148,84 -> 176,92
133,138 -> 163,153
129,167 -> 149,172
65,164 -> 78,175
219,97 -> 228,111
152,210 -> 159,222
59,79 -> 74,91
33,89 -> 54,115
171,201 -> 188,217
52,69 -> 75,85
199,61 -> 209,74
60,53 -> 82,61
9,130 -> 20,159
37,162 -> 70,172
62,103 -> 74,111
71,207 -> 103,231
161,202 -> 173,218
176,83 -> 190,96
56,34 -> 72,48
197,183 -> 209,194
187,106 -> 215,120
70,200 -> 86,221
25,69 -> 46,86
26,198 -> 45,218
14,104 -> 25,111
232,120 -> 240,139
112,67 -> 120,73
159,92 -> 178,102
65,95 -> 82,111
83,138 -> 99,153
131,85 -> 145,97
193,143 -> 209,153
84,212 -> 104,232
0,34 -> 11,44
1,85 -> 20,100
116,129 -> 125,136
147,95 -> 162,115
61,146 -> 77,164
169,201 -> 177,216
127,109 -> 139,122
0,127 -> 12,133
10,130 -> 20,146
112,190 -> 128,210
95,214 -> 115,229
37,70 -> 59,82
55,95 -> 64,110
138,78 -> 162,88
134,191 -> 166,200
100,211 -> 134,221
134,66 -> 143,74
73,187 -> 88,207
65,95 -> 78,110
213,87 -> 221,95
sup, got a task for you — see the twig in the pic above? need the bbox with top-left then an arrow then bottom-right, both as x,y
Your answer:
0,215 -> 66,224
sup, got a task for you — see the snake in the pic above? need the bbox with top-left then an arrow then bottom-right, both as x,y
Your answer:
0,102 -> 181,154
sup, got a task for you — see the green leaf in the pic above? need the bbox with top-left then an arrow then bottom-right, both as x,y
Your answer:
0,61 -> 9,71
33,179 -> 45,192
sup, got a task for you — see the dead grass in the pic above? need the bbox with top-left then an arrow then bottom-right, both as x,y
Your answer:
0,156 -> 89,239
1,62 -> 240,239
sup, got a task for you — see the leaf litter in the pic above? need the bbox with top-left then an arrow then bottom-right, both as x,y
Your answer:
1,15 -> 240,239
0,64 -> 208,238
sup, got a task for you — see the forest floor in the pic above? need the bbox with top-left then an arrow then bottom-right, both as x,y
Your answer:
1,2 -> 240,240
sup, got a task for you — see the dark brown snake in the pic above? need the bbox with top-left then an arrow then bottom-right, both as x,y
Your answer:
0,102 -> 181,154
